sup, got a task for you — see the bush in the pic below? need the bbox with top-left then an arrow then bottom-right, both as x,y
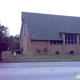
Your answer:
16,49 -> 21,54
21,47 -> 23,52
11,49 -> 21,54
55,51 -> 59,55
36,48 -> 41,53
43,47 -> 48,52
11,50 -> 14,54
70,50 -> 74,56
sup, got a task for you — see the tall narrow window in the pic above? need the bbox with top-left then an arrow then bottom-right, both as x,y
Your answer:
28,37 -> 29,51
79,34 -> 80,45
24,25 -> 26,36
65,34 -> 76,45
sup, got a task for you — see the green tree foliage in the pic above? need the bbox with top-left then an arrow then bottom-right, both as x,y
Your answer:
9,34 -> 20,51
14,34 -> 20,49
0,24 -> 9,61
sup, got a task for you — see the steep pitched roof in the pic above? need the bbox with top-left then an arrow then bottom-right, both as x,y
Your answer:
22,12 -> 80,40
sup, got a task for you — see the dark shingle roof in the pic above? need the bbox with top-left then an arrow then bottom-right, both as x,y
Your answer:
22,12 -> 80,40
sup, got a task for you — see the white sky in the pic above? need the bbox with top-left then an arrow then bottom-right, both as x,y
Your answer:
0,0 -> 80,36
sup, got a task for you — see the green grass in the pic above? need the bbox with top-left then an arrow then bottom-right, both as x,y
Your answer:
2,51 -> 80,62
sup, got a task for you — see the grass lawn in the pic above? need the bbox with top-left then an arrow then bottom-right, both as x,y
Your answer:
2,51 -> 80,62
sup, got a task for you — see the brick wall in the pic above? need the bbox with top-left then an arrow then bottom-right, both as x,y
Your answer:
31,41 -> 47,54
30,33 -> 80,54
31,40 -> 63,54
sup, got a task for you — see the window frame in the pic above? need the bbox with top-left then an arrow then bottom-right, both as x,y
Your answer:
50,41 -> 63,45
79,34 -> 80,45
65,33 -> 76,45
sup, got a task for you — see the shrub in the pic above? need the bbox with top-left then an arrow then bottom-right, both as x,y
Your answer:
70,50 -> 74,56
11,50 -> 14,54
11,49 -> 21,54
43,47 -> 48,52
36,48 -> 41,53
15,49 -> 21,54
55,51 -> 59,55
21,47 -> 23,52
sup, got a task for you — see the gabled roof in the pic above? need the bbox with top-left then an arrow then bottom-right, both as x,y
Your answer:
22,12 -> 80,40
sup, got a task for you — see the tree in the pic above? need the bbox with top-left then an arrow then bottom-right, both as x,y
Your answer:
9,34 -> 20,51
0,24 -> 9,61
14,34 -> 20,49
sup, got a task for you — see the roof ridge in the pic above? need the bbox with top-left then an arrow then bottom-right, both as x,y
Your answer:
22,12 -> 80,18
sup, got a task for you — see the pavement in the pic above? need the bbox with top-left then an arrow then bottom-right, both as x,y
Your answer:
0,62 -> 80,80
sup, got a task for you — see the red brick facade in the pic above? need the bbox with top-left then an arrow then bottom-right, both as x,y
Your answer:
20,32 -> 80,54
20,12 -> 80,55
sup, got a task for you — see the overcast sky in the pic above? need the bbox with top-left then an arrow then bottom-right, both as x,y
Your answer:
0,0 -> 80,36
